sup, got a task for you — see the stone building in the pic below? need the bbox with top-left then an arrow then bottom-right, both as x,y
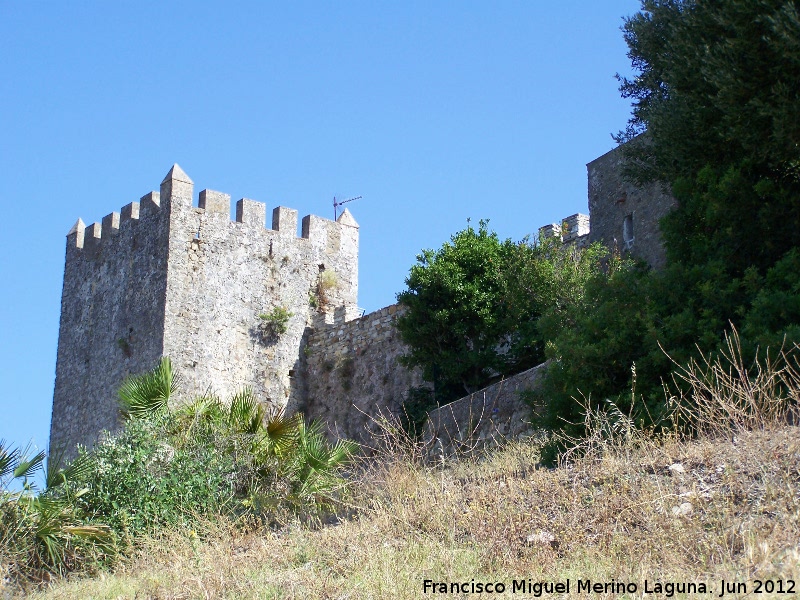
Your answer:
51,143 -> 676,456
586,144 -> 677,269
540,143 -> 677,269
51,165 -> 364,454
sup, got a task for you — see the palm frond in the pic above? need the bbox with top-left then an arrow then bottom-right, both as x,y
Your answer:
264,410 -> 302,456
62,524 -> 113,541
46,450 -> 92,491
172,394 -> 224,434
32,497 -> 72,570
13,449 -> 46,480
118,357 -> 178,419
298,421 -> 329,471
44,447 -> 67,490
296,420 -> 354,472
0,439 -> 21,482
227,388 -> 265,434
326,438 -> 358,467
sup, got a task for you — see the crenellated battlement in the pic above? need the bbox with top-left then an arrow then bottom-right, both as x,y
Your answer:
67,191 -> 161,250
67,165 -> 357,255
538,212 -> 590,246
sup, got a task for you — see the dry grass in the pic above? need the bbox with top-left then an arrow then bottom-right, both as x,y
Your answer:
12,423 -> 798,600
665,328 -> 800,435
11,334 -> 800,599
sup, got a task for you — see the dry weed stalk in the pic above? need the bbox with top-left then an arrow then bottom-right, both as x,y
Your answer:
554,393 -> 646,466
354,390 -> 500,470
664,327 -> 800,436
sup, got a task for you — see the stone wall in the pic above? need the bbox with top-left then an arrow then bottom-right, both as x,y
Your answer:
51,164 -> 360,456
159,166 -> 360,408
301,304 -> 423,445
50,194 -> 170,455
538,213 -> 591,249
587,144 -> 677,269
424,363 -> 547,457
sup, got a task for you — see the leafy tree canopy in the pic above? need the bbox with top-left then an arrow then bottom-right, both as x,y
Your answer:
537,0 -> 800,440
618,0 -> 800,274
617,0 -> 800,184
396,220 -> 605,404
395,221 -> 514,401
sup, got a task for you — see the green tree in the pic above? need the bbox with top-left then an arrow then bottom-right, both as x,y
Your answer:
536,0 -> 800,431
395,221 -> 606,404
617,0 -> 800,274
617,0 -> 800,184
395,221 -> 516,401
535,256 -> 664,430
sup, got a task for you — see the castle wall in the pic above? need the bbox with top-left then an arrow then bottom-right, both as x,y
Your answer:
587,144 -> 677,269
423,362 -> 545,458
538,212 -> 591,249
50,194 -> 170,455
51,142 -> 678,458
301,304 -> 423,445
158,168 -> 359,408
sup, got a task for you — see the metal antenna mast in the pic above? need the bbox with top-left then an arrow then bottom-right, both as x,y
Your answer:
333,195 -> 362,220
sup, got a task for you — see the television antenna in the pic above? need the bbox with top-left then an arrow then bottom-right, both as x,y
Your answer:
333,195 -> 362,220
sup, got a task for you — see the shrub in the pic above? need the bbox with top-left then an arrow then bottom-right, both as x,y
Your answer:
66,418 -> 234,541
257,306 -> 293,341
0,442 -> 112,586
59,360 -> 357,544
396,221 -> 605,404
315,270 -> 339,311
398,386 -> 437,438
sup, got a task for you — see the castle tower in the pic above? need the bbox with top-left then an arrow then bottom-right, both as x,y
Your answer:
50,165 -> 359,456
587,144 -> 676,269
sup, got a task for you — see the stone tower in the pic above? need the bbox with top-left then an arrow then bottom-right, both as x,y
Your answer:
50,165 -> 360,455
587,144 -> 677,269
538,143 -> 677,270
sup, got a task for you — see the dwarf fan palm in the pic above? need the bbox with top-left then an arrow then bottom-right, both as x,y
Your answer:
1,440 -> 112,582
118,357 -> 177,419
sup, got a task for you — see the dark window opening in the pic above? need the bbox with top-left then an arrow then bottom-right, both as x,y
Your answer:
623,214 -> 634,249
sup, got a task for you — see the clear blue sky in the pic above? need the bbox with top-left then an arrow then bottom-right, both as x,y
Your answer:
0,1 -> 641,454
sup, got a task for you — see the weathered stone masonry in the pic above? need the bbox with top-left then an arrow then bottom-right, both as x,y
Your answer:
51,143 -> 676,456
51,165 -> 360,455
297,304 -> 424,445
52,193 -> 170,456
587,144 -> 677,269
538,143 -> 677,270
424,363 -> 548,457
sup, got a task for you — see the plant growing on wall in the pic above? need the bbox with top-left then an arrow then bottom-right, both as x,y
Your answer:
116,337 -> 132,358
257,306 -> 293,342
316,270 -> 338,311
338,357 -> 355,391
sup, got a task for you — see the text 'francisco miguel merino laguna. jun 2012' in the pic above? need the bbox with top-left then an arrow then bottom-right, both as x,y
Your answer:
422,577 -> 796,596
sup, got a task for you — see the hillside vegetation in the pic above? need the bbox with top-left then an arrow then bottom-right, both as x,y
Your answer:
395,0 -> 800,449
20,341 -> 800,598
4,0 -> 800,596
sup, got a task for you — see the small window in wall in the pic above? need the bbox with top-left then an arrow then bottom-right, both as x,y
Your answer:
623,214 -> 634,249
